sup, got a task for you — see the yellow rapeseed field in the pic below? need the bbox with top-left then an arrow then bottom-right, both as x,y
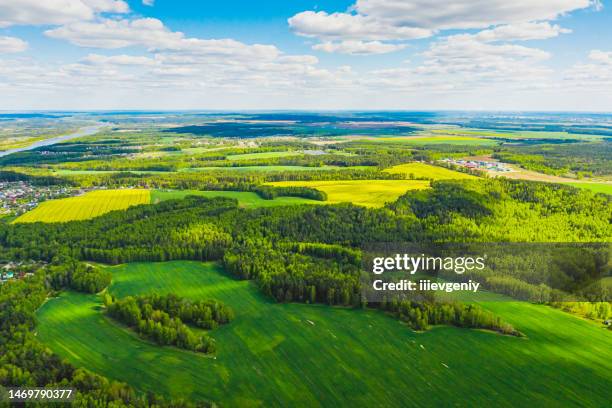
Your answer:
384,162 -> 477,180
14,189 -> 150,223
265,180 -> 429,207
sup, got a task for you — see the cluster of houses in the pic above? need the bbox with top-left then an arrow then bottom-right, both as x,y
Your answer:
441,158 -> 512,173
0,181 -> 73,217
0,261 -> 38,284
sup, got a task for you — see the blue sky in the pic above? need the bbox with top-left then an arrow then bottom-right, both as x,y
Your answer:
0,0 -> 611,110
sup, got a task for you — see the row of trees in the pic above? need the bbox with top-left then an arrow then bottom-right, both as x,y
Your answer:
254,185 -> 327,201
127,292 -> 234,329
380,298 -> 521,335
548,301 -> 612,323
45,257 -> 111,293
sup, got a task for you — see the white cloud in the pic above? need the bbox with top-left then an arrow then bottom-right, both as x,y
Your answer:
469,22 -> 572,42
417,35 -> 551,79
45,18 -> 181,48
423,35 -> 551,63
564,50 -> 612,89
289,0 -> 597,54
81,53 -> 156,65
288,11 -> 432,41
44,17 -> 281,62
1,0 -> 609,110
0,0 -> 128,27
588,49 -> 612,64
313,40 -> 406,55
143,0 -> 154,6
1,13 -> 352,106
359,33 -> 554,96
0,36 -> 28,52
353,0 -> 596,30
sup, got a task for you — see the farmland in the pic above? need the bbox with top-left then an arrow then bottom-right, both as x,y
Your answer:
178,165 -> 372,172
265,179 -> 430,207
13,189 -> 150,223
151,190 -> 322,207
383,162 -> 477,180
226,151 -> 303,161
360,136 -> 500,146
429,128 -> 605,141
36,261 -> 612,407
563,182 -> 612,195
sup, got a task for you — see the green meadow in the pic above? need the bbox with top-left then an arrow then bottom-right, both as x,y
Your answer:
363,136 -> 499,146
37,261 -> 612,408
226,151 -> 303,160
563,182 -> 612,195
429,128 -> 605,141
178,165 -> 368,172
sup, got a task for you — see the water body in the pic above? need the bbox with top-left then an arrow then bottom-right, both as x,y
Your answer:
0,124 -> 106,157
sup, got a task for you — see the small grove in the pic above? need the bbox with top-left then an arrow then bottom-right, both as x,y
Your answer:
103,293 -> 233,353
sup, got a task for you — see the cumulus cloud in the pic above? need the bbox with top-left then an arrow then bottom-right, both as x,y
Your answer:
289,0 -> 597,54
288,11 -> 432,41
2,13 -> 352,106
469,22 -> 572,42
0,0 -> 128,27
1,0 -> 609,109
44,17 -> 282,63
0,36 -> 28,52
564,49 -> 612,88
353,0 -> 596,30
143,0 -> 154,5
81,53 -> 156,65
45,18 -> 181,48
313,40 -> 406,55
417,35 -> 551,80
588,49 -> 612,64
360,33 -> 554,96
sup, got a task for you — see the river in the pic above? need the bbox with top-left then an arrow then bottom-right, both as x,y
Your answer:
0,124 -> 106,158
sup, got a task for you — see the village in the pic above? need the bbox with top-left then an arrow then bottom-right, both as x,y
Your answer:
0,180 -> 75,218
0,260 -> 42,284
441,158 -> 513,173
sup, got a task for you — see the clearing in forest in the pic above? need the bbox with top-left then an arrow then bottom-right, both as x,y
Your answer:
384,162 -> 477,180
14,189 -> 150,223
265,179 -> 429,207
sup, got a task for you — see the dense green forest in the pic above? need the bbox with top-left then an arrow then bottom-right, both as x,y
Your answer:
493,142 -> 612,177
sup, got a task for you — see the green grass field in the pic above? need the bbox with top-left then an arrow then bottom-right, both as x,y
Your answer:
226,151 -> 303,161
46,165 -> 374,175
384,162 -> 477,180
266,180 -> 430,207
36,261 -> 612,407
178,165 -> 372,172
14,189 -> 150,223
429,128 -> 605,141
563,182 -> 612,195
151,190 -> 322,208
362,136 -> 499,146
